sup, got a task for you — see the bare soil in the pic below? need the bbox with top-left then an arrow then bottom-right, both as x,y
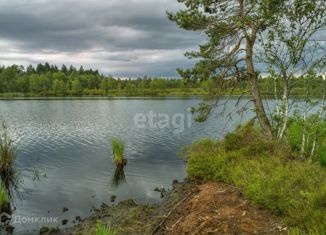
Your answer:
58,181 -> 287,235
154,182 -> 287,235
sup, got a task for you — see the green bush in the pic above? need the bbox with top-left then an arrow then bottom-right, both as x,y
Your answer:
182,124 -> 326,234
287,120 -> 303,153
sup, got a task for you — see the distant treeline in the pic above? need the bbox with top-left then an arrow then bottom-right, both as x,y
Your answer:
0,63 -> 324,97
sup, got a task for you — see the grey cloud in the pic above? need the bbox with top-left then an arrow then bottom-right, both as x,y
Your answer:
0,0 -> 200,52
0,0 -> 202,76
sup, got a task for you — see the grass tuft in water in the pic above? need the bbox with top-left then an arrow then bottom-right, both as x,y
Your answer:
0,122 -> 16,183
0,184 -> 10,213
111,138 -> 126,166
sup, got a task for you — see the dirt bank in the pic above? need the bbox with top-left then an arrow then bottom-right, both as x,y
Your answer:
154,182 -> 287,235
58,181 -> 287,235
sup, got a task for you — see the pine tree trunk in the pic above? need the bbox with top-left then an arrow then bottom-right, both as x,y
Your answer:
246,41 -> 273,138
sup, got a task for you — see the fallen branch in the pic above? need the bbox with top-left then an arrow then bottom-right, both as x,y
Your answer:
151,192 -> 195,234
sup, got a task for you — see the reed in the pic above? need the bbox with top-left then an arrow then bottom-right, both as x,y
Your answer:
0,123 -> 16,180
111,138 -> 127,166
0,184 -> 10,213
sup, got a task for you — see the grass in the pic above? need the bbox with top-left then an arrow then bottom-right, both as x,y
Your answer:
95,221 -> 118,235
0,122 -> 16,181
181,123 -> 326,234
0,184 -> 9,212
111,138 -> 126,166
286,115 -> 326,165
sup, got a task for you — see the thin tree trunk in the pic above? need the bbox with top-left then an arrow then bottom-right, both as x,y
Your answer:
246,40 -> 273,138
300,109 -> 307,158
274,77 -> 280,117
310,77 -> 326,158
301,80 -> 309,158
278,82 -> 289,139
239,0 -> 272,138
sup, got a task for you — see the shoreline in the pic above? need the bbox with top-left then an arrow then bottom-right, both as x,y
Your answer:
0,94 -> 319,101
46,180 -> 287,235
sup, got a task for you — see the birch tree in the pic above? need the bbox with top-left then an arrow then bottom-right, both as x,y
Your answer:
259,0 -> 326,139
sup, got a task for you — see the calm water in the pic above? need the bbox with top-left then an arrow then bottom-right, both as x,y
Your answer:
0,98 -> 254,233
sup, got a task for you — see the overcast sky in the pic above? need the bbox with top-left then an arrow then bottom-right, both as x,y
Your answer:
0,0 -> 203,77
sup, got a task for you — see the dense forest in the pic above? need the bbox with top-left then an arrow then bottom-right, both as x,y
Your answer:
0,63 -> 324,97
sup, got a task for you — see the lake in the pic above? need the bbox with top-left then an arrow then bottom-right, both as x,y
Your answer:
0,98 -> 258,234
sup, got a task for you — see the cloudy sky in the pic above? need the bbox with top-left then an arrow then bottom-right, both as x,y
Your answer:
0,0 -> 203,77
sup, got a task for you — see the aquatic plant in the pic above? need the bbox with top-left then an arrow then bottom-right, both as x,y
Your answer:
0,123 -> 16,181
111,138 -> 127,167
0,184 -> 10,213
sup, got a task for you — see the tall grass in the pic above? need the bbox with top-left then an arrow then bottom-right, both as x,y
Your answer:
0,184 -> 9,212
0,122 -> 16,180
111,138 -> 126,166
286,115 -> 326,165
181,123 -> 326,234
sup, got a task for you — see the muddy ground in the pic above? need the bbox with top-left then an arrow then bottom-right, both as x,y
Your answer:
41,181 -> 287,235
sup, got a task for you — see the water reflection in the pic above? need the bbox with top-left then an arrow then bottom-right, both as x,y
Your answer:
112,166 -> 126,187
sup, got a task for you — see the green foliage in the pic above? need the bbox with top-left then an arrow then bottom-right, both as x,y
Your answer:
0,184 -> 9,210
182,124 -> 326,233
0,63 -> 324,98
317,144 -> 326,167
286,120 -> 302,152
0,122 -> 16,178
183,138 -> 229,181
96,221 -> 117,235
111,138 -> 125,163
286,114 -> 326,163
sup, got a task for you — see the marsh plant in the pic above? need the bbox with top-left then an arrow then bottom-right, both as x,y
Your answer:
0,184 -> 9,214
0,123 -> 16,184
111,138 -> 127,167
